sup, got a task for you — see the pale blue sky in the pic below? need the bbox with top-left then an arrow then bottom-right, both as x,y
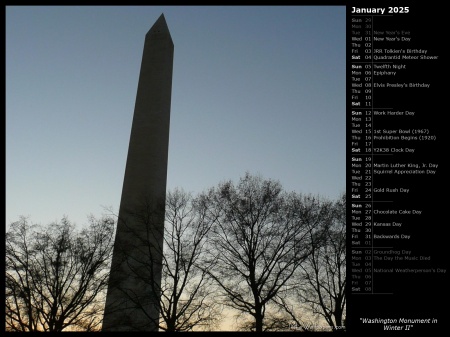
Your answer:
6,6 -> 345,227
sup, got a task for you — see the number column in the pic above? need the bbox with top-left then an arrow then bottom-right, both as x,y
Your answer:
349,14 -> 374,294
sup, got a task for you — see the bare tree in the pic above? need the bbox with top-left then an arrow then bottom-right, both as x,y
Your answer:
5,215 -> 115,331
275,193 -> 346,332
202,173 -> 328,332
160,189 -> 222,331
108,189 -> 222,331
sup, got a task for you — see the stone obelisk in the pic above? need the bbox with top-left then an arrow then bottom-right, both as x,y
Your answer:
102,14 -> 173,331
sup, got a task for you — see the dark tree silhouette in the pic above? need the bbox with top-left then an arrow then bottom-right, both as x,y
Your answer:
201,173 -> 328,332
160,189 -> 222,331
275,193 -> 346,332
5,215 -> 115,331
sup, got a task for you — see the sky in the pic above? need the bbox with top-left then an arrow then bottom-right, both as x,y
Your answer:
6,6 -> 346,228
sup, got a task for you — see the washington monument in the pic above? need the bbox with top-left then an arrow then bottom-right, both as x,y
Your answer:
102,14 -> 173,331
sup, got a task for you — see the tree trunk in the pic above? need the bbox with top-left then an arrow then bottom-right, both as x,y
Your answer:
334,299 -> 344,332
254,307 -> 264,332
